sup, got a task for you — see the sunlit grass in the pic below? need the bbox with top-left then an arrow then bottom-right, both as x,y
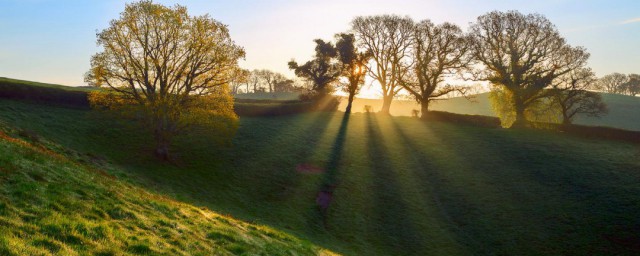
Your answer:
1,98 -> 639,255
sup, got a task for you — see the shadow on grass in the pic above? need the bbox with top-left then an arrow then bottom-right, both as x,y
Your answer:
387,118 -> 486,254
412,118 -> 640,254
309,113 -> 350,229
363,113 -> 423,253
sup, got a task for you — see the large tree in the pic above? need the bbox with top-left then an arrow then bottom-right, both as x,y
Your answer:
352,15 -> 414,115
469,11 -> 589,127
288,39 -> 342,95
399,20 -> 470,119
86,0 -> 244,159
550,68 -> 607,125
335,33 -> 371,114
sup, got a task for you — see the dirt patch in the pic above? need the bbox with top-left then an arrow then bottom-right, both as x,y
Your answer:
296,163 -> 325,174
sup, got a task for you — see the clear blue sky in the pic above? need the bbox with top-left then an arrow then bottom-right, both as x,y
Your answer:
0,0 -> 639,86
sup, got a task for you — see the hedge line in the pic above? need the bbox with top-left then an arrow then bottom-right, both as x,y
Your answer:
0,80 -> 90,108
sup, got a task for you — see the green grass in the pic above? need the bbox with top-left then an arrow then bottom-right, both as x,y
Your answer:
0,102 -> 334,255
1,98 -> 639,255
342,92 -> 640,131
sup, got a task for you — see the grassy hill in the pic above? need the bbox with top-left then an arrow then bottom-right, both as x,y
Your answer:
341,93 -> 640,131
1,97 -> 639,255
0,108 -> 333,254
0,77 -> 96,92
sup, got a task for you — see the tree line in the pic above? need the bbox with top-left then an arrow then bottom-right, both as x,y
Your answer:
83,1 -> 624,159
593,73 -> 640,96
230,69 -> 308,95
289,11 -> 616,127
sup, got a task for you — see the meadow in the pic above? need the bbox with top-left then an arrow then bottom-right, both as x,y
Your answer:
1,96 -> 639,255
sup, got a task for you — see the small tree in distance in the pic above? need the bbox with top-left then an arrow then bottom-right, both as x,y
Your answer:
551,68 -> 607,125
86,0 -> 244,160
399,20 -> 471,119
335,33 -> 371,114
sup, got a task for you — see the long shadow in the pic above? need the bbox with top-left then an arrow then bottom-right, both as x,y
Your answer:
419,120 -> 640,254
307,113 -> 350,230
388,118 -> 486,254
364,113 -> 423,254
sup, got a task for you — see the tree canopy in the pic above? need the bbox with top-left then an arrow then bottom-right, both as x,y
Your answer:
288,39 -> 342,96
469,11 -> 589,127
86,0 -> 244,159
335,33 -> 371,114
399,20 -> 470,119
352,15 -> 414,115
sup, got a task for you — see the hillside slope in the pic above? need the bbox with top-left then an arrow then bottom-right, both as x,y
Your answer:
1,98 -> 639,255
0,122 -> 332,255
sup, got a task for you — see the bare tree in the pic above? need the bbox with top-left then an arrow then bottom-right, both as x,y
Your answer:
469,11 -> 589,127
596,73 -> 628,94
86,0 -> 244,159
352,15 -> 414,115
399,20 -> 470,119
230,68 -> 250,94
621,74 -> 640,96
257,69 -> 286,93
550,68 -> 607,125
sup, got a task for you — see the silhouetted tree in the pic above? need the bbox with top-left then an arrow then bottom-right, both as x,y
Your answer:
469,11 -> 589,127
399,20 -> 470,119
85,0 -> 243,159
288,39 -> 342,95
248,69 -> 263,93
274,79 -> 296,92
550,68 -> 607,125
621,74 -> 640,96
595,73 -> 627,94
230,68 -> 250,94
256,69 -> 286,93
335,33 -> 371,114
352,15 -> 414,115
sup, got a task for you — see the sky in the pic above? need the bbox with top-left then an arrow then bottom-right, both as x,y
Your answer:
1,0 -> 639,92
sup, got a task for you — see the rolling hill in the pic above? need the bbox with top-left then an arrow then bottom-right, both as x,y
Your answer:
0,95 -> 639,254
339,92 -> 640,131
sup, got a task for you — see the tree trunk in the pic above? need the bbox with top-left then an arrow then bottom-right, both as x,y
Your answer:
511,96 -> 528,128
155,141 -> 170,161
561,110 -> 572,126
420,101 -> 430,120
154,124 -> 171,161
380,95 -> 393,115
345,93 -> 355,114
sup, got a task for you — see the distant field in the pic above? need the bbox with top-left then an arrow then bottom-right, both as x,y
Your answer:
0,77 -> 96,92
1,98 -> 639,255
340,93 -> 640,131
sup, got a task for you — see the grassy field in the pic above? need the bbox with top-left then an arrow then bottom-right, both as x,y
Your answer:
1,98 -> 639,255
341,93 -> 640,131
0,107 -> 334,255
